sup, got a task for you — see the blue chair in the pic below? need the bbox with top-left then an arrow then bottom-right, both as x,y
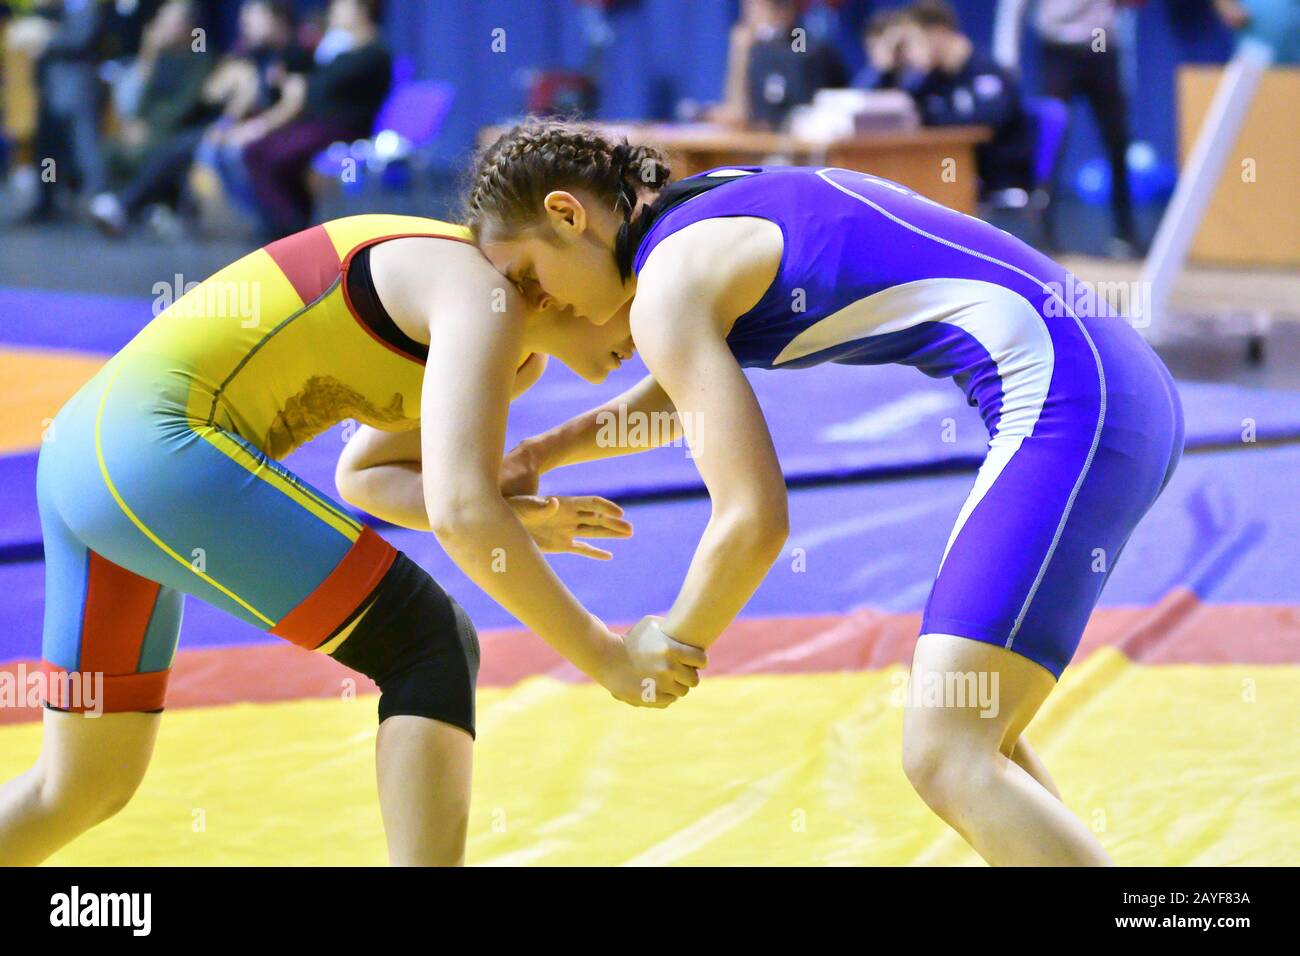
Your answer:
312,74 -> 456,192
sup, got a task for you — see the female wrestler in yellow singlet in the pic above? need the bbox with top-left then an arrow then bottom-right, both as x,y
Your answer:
0,214 -> 704,866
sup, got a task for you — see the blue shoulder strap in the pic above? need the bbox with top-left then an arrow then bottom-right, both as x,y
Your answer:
614,168 -> 760,279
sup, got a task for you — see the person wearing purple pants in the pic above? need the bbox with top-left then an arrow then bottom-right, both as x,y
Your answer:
244,0 -> 390,237
467,122 -> 1184,865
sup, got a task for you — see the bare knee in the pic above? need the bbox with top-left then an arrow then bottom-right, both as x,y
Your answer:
901,722 -> 997,815
33,761 -> 145,828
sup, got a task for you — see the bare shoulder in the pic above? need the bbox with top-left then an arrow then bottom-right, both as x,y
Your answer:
371,235 -> 505,298
370,236 -> 524,336
635,216 -> 783,334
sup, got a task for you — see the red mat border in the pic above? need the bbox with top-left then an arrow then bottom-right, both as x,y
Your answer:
1,590 -> 1297,724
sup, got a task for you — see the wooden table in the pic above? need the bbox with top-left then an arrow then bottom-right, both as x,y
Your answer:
479,122 -> 991,214
1178,66 -> 1300,267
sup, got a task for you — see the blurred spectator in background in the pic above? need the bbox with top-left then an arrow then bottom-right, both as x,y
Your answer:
89,0 -> 309,236
709,0 -> 847,130
100,1 -> 213,194
995,0 -> 1141,256
1214,0 -> 1252,30
899,1 -> 1033,195
853,7 -> 923,91
1214,0 -> 1300,59
5,0 -> 109,220
192,0 -> 312,224
243,0 -> 391,237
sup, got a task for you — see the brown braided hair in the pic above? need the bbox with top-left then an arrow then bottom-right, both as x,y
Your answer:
464,118 -> 672,245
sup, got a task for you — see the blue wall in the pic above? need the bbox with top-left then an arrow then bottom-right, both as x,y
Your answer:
385,0 -> 1240,184
387,0 -> 736,167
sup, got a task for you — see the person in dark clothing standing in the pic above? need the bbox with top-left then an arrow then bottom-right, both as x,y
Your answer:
243,0 -> 391,237
901,2 -> 1034,195
995,0 -> 1142,256
7,0 -> 110,218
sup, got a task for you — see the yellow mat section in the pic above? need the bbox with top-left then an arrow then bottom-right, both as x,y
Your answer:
1,649 -> 1296,865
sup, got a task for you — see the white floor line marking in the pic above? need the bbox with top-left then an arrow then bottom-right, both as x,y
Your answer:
620,768 -> 790,867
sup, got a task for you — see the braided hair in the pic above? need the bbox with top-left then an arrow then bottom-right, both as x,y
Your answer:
464,119 -> 672,279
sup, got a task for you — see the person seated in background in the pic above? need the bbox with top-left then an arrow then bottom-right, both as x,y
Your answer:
708,0 -> 848,130
243,0 -> 391,238
100,1 -> 216,195
852,6 -> 924,92
895,1 -> 1033,196
89,0 -> 311,236
191,0 -> 313,223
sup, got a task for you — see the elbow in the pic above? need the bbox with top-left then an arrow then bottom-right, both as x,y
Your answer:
714,500 -> 789,562
426,503 -> 476,542
333,460 -> 366,510
426,493 -> 504,546
758,511 -> 790,560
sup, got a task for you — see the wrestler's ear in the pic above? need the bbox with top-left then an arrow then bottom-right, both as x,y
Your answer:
542,191 -> 587,239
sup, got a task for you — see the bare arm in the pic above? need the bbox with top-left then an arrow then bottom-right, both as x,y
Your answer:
231,72 -> 307,142
336,350 -> 551,528
707,23 -> 754,126
336,426 -> 427,530
627,226 -> 789,650
503,373 -> 682,494
336,417 -> 631,559
418,264 -> 620,674
204,59 -> 260,119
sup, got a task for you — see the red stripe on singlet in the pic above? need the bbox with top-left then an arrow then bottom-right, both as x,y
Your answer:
270,527 -> 396,650
263,225 -> 342,306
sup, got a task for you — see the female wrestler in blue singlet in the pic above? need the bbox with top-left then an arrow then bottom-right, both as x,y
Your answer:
462,122 -> 1183,865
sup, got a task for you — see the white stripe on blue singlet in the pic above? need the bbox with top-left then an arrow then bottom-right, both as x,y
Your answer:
811,169 -> 1108,647
775,278 -> 1054,572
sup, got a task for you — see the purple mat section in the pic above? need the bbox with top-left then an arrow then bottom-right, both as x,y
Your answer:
4,354 -> 1300,559
4,444 -> 1298,664
4,282 -> 1299,558
0,288 -> 153,354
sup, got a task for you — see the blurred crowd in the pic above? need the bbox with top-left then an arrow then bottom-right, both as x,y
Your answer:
0,0 -> 1266,254
2,0 -> 390,239
705,0 -> 1153,255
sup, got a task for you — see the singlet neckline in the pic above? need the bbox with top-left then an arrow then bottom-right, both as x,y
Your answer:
618,167 -> 763,279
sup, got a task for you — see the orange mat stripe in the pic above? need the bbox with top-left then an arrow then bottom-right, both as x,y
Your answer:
0,346 -> 104,453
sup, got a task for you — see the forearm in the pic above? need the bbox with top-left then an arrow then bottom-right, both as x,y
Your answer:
722,28 -> 752,121
431,497 -> 610,677
339,461 -> 430,531
525,374 -> 680,473
660,511 -> 787,649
